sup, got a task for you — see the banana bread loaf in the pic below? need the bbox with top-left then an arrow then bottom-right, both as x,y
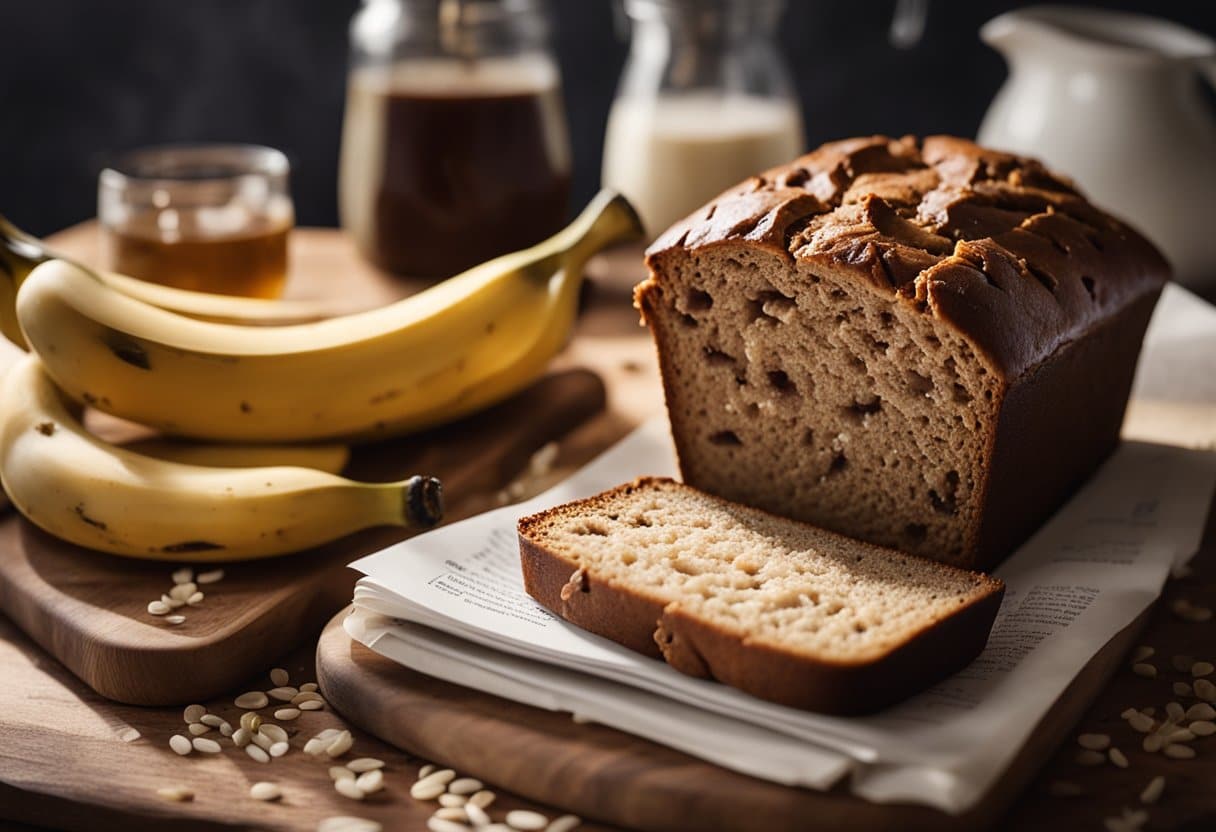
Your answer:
635,135 -> 1168,571
518,477 -> 1005,714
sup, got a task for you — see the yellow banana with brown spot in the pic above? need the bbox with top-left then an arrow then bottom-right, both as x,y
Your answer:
0,215 -> 331,349
0,354 -> 441,561
16,191 -> 642,442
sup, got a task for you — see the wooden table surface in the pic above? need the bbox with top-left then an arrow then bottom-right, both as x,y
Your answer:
1,225 -> 1214,831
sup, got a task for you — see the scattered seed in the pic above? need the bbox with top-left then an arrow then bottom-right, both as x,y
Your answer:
235,691 -> 269,710
465,801 -> 492,825
1189,720 -> 1215,736
1166,702 -> 1186,721
1173,599 -> 1213,622
347,758 -> 384,773
448,777 -> 483,795
300,700 -> 325,711
171,568 -> 193,585
233,728 -> 252,747
1186,703 -> 1216,721
326,730 -> 354,759
162,594 -> 185,609
246,744 -> 270,763
1143,735 -> 1165,753
196,568 -> 224,584
186,591 -> 204,606
1078,733 -> 1111,751
411,769 -> 456,800
1164,744 -> 1196,759
1128,712 -> 1155,733
1174,682 -> 1194,697
439,794 -> 467,808
331,766 -> 356,782
270,667 -> 290,686
250,781 -> 282,801
335,778 -> 364,801
274,708 -> 301,721
192,737 -> 221,754
1140,775 -> 1165,805
301,682 -> 319,693
200,714 -> 224,728
169,734 -> 192,756
1154,720 -> 1177,737
468,790 -> 496,809
435,808 -> 468,822
506,810 -> 549,830
305,738 -> 330,756
318,819 -> 382,832
260,724 -> 288,743
268,686 -> 299,702
1104,808 -> 1149,832
169,582 -> 197,602
1048,780 -> 1084,798
1076,750 -> 1106,766
418,764 -> 437,780
240,712 -> 263,733
1132,663 -> 1157,679
165,614 -> 186,625
252,731 -> 274,751
217,721 -> 233,738
1196,679 -> 1216,701
1193,662 -> 1215,678
156,785 -> 194,802
546,816 -> 581,832
1109,747 -> 1129,768
1164,729 -> 1196,744
183,704 -> 206,724
355,769 -> 384,794
1121,708 -> 1139,720
412,779 -> 449,800
270,741 -> 290,758
428,819 -> 468,832
147,601 -> 170,616
187,723 -> 211,737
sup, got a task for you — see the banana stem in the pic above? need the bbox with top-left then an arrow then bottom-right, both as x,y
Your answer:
554,190 -> 645,270
403,474 -> 444,528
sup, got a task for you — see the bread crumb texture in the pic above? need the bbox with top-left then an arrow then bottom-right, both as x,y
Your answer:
521,478 -> 1001,663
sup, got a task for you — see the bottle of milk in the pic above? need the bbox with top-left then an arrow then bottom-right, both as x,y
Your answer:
602,0 -> 804,238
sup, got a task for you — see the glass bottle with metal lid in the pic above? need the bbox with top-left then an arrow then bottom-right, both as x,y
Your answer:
341,0 -> 571,279
602,0 -> 804,238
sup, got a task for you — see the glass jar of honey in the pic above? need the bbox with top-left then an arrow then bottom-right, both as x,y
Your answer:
340,0 -> 572,280
98,144 -> 294,298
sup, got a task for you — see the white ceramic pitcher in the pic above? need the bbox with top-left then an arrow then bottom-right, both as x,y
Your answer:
978,6 -> 1216,296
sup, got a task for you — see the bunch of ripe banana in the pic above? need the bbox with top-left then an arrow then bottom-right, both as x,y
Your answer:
0,191 -> 643,560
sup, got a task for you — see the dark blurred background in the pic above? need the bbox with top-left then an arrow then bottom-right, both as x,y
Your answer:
2,0 -> 1213,236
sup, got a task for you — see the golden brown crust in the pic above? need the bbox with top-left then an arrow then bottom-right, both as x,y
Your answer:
639,135 -> 1169,382
517,478 -> 1006,715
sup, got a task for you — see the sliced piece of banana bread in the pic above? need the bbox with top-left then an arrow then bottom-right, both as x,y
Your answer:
635,135 -> 1168,570
518,477 -> 1004,715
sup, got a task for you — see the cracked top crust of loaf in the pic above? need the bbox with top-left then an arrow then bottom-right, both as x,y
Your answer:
642,135 -> 1169,381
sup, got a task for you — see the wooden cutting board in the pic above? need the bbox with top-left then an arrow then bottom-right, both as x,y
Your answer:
0,367 -> 606,706
0,227 -> 628,706
0,611 -> 617,832
318,495 -> 1213,832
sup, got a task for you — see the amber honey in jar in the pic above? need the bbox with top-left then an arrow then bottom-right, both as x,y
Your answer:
340,1 -> 571,280
99,145 -> 294,298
